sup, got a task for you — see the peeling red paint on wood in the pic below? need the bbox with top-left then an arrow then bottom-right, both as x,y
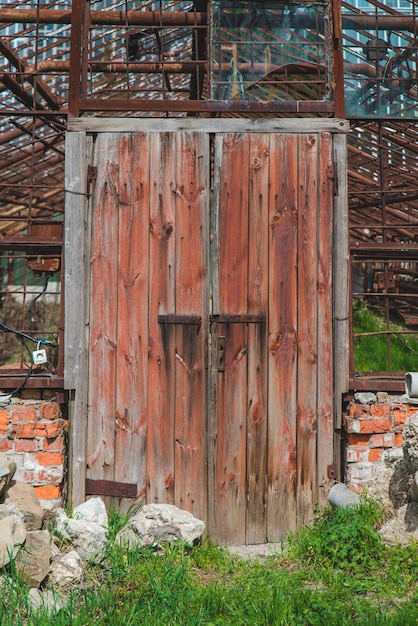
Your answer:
296,134 -> 319,524
87,135 -> 120,488
267,134 -> 298,540
114,133 -> 149,495
147,132 -> 176,506
86,130 -> 335,543
215,133 -> 250,545
174,132 -> 208,519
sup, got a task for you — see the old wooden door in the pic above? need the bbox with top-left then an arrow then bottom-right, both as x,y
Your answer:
86,129 -> 334,544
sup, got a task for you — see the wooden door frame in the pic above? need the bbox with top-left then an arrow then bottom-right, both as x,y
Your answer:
64,118 -> 349,508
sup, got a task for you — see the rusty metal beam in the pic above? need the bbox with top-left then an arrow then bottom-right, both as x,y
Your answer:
348,374 -> 404,392
31,60 -> 327,75
332,0 -> 345,117
0,375 -> 64,389
0,8 -> 417,31
0,8 -> 206,26
0,73 -> 48,112
342,14 -> 418,30
0,236 -> 62,253
351,242 -> 418,260
0,40 -> 60,111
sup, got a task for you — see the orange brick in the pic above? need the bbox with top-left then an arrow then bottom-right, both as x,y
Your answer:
0,438 -> 12,451
394,408 -> 407,431
369,433 -> 394,448
40,403 -> 61,420
408,407 -> 418,416
17,422 -> 64,439
11,423 -> 36,439
12,406 -> 36,422
370,404 -> 391,418
347,433 -> 369,446
354,405 -> 370,419
349,404 -> 357,417
359,419 -> 392,434
14,439 -> 38,452
42,422 -> 64,438
43,436 -> 64,451
369,448 -> 384,462
34,485 -> 61,499
394,433 -> 403,447
36,452 -> 64,466
0,410 -> 9,435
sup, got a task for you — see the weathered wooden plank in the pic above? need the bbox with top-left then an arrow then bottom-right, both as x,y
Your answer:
147,132 -> 176,504
296,134 -> 319,524
316,133 -> 334,508
64,130 -> 89,506
333,134 -> 349,431
267,134 -> 298,540
246,133 -> 269,544
69,118 -> 350,134
207,135 -> 222,540
173,132 -> 209,521
215,133 -> 250,545
87,134 -> 120,484
114,133 -> 149,503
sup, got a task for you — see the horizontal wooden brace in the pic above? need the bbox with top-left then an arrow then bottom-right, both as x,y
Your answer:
85,478 -> 137,498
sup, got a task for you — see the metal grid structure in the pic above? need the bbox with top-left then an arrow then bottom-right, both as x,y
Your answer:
342,0 -> 418,389
0,0 -> 418,391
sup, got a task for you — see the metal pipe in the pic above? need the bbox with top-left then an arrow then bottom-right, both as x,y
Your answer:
28,60 -> 326,75
0,8 -> 206,26
0,8 -> 417,31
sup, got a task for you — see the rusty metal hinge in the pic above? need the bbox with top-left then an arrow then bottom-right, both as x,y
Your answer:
217,336 -> 225,372
87,165 -> 97,185
327,162 -> 338,197
327,463 -> 338,480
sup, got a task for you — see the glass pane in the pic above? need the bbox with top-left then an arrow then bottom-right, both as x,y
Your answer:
211,1 -> 330,102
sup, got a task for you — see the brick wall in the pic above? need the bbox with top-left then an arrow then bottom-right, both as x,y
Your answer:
344,391 -> 412,493
0,395 -> 66,507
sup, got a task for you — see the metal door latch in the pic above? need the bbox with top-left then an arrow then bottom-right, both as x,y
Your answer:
217,336 -> 225,372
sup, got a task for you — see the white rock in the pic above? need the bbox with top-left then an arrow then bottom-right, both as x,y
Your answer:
0,506 -> 26,567
403,413 -> 418,471
73,497 -> 108,528
115,503 -> 205,548
379,502 -> 418,545
49,550 -> 84,588
28,588 -> 64,614
55,509 -> 107,561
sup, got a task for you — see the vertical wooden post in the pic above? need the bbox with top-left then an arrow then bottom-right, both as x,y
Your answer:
64,130 -> 89,506
333,134 -> 349,442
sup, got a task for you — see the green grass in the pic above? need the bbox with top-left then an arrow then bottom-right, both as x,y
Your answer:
2,498 -> 418,625
353,299 -> 418,372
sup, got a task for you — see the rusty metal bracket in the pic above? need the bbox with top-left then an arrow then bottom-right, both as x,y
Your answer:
158,314 -> 202,325
85,478 -> 137,498
210,314 -> 266,323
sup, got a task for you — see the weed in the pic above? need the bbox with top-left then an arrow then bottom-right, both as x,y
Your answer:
353,299 -> 418,372
2,499 -> 418,625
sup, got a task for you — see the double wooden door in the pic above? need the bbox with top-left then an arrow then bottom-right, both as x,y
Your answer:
86,130 -> 334,544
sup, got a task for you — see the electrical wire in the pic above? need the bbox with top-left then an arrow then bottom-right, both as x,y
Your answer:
0,341 -> 34,399
0,320 -> 57,346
